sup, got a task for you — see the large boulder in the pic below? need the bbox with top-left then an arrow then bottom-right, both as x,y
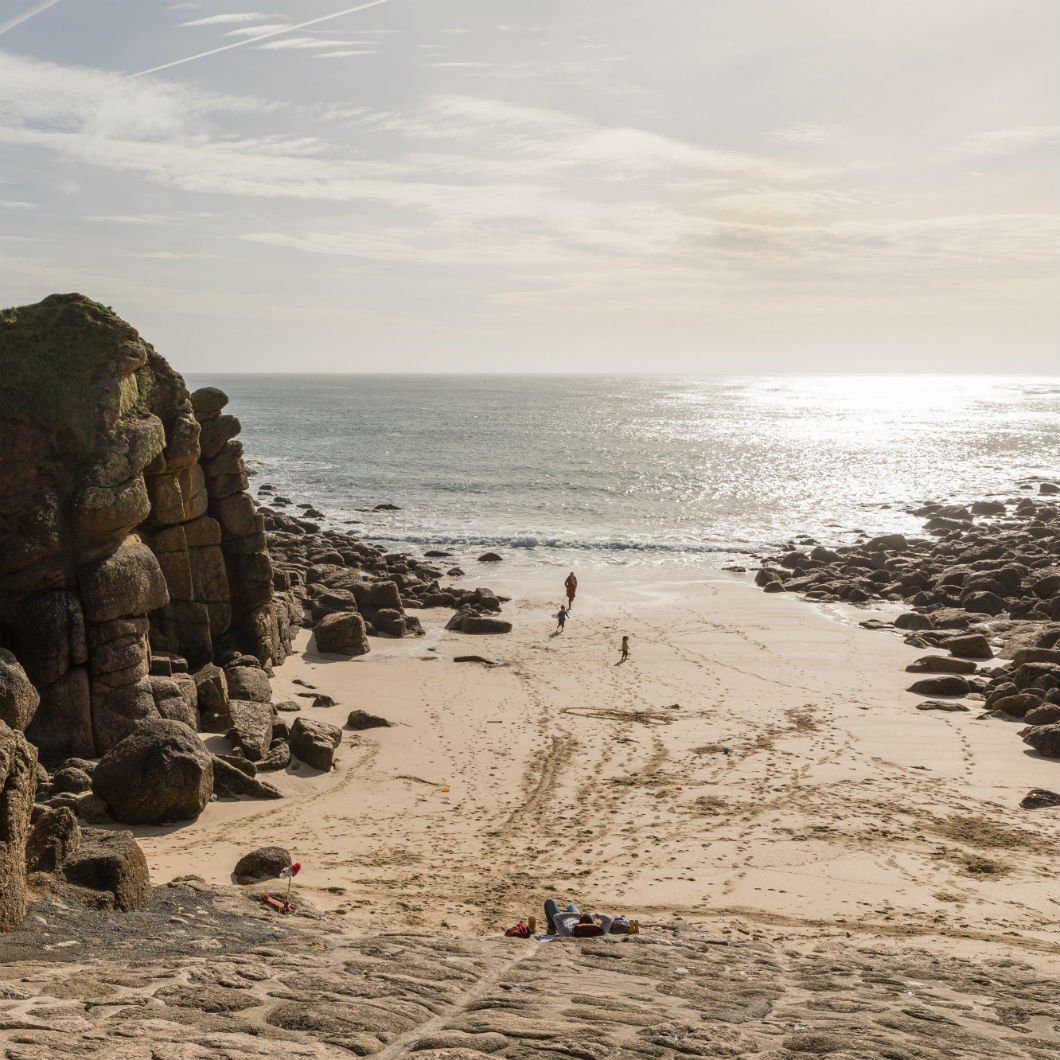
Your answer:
0,721 -> 37,930
61,827 -> 152,910
92,719 -> 213,824
313,612 -> 369,657
290,717 -> 342,771
78,536 -> 169,623
226,700 -> 273,761
0,650 -> 39,731
224,663 -> 272,703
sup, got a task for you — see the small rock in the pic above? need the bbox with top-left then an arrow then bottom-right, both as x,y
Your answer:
346,710 -> 390,730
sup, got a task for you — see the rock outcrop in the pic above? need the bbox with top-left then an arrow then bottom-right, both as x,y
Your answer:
0,721 -> 37,930
0,294 -> 297,761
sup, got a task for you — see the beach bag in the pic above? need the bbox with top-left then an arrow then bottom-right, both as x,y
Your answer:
504,922 -> 531,938
609,916 -> 630,934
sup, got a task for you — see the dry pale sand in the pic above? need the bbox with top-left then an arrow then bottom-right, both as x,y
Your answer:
136,565 -> 1059,959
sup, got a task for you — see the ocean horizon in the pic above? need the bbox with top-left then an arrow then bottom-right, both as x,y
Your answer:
185,373 -> 1060,570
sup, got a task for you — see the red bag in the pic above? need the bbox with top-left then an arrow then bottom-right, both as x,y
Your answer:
504,922 -> 531,938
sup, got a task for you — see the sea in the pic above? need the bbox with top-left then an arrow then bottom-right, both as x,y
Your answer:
185,374 -> 1060,571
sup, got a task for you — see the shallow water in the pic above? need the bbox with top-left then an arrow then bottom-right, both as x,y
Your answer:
186,373 -> 1060,569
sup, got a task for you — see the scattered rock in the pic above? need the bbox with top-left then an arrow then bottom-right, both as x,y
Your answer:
907,676 -> 969,697
290,717 -> 342,771
1020,788 -> 1060,809
346,710 -> 390,730
233,846 -> 291,883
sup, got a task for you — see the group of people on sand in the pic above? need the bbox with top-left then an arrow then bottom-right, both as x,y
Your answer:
554,572 -> 630,663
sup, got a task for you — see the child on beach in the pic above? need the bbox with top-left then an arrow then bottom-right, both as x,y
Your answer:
556,605 -> 568,632
619,635 -> 629,661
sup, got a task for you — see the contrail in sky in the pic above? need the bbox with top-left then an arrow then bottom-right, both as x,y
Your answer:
0,0 -> 62,37
129,0 -> 391,78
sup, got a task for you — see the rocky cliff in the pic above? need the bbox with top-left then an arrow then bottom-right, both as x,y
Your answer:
0,294 -> 295,763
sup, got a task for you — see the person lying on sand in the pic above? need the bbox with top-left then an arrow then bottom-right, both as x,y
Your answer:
544,898 -> 624,936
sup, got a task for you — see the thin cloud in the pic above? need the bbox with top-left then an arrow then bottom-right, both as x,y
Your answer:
957,126 -> 1059,156
129,0 -> 391,78
179,12 -> 265,28
770,122 -> 843,145
317,50 -> 378,58
225,23 -> 295,37
0,199 -> 36,208
0,0 -> 62,37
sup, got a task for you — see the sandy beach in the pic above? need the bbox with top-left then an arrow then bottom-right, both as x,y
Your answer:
134,564 -> 1059,957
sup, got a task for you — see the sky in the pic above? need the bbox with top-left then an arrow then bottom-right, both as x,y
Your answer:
0,0 -> 1057,373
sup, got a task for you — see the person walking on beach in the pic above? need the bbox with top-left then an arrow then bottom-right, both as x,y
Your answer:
564,572 -> 578,609
556,605 -> 568,633
619,635 -> 629,662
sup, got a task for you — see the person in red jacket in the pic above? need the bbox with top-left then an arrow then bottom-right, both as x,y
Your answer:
564,571 -> 578,609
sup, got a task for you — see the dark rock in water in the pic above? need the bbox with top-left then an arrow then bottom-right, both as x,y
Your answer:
290,717 -> 342,771
478,552 -> 503,563
211,756 -> 282,800
895,612 -> 934,631
424,550 -> 451,558
313,612 -> 369,657
1020,787 -> 1060,809
25,805 -> 81,872
447,567 -> 465,577
916,700 -> 969,712
1022,722 -> 1060,758
92,718 -> 213,824
1039,482 -> 1060,495
907,675 -> 969,697
233,845 -> 291,883
971,500 -> 1006,516
865,533 -> 908,552
373,503 -> 401,511
346,710 -> 390,730
61,827 -> 152,911
941,633 -> 993,659
906,655 -> 977,675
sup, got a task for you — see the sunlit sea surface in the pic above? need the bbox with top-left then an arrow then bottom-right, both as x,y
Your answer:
185,375 -> 1060,570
